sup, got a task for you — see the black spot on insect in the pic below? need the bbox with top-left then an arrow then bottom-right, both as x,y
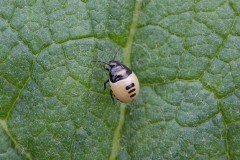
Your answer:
130,93 -> 136,98
115,75 -> 123,81
126,83 -> 135,90
128,88 -> 136,94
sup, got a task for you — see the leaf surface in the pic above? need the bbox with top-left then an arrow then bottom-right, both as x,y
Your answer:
0,0 -> 240,159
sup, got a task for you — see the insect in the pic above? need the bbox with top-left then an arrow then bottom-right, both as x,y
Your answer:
93,50 -> 140,103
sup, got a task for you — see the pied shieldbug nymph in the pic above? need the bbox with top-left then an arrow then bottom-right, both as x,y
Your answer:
92,50 -> 140,103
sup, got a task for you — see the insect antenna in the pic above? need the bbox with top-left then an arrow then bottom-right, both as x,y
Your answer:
91,60 -> 110,66
113,47 -> 121,60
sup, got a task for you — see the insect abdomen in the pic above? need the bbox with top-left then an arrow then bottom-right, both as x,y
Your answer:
110,72 -> 140,103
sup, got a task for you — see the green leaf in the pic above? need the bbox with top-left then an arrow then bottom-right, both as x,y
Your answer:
0,0 -> 240,159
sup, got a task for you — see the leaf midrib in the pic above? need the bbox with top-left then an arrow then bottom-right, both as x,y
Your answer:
109,0 -> 142,160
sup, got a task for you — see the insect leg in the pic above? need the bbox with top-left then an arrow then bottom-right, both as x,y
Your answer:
104,79 -> 109,90
104,66 -> 109,71
110,89 -> 115,104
